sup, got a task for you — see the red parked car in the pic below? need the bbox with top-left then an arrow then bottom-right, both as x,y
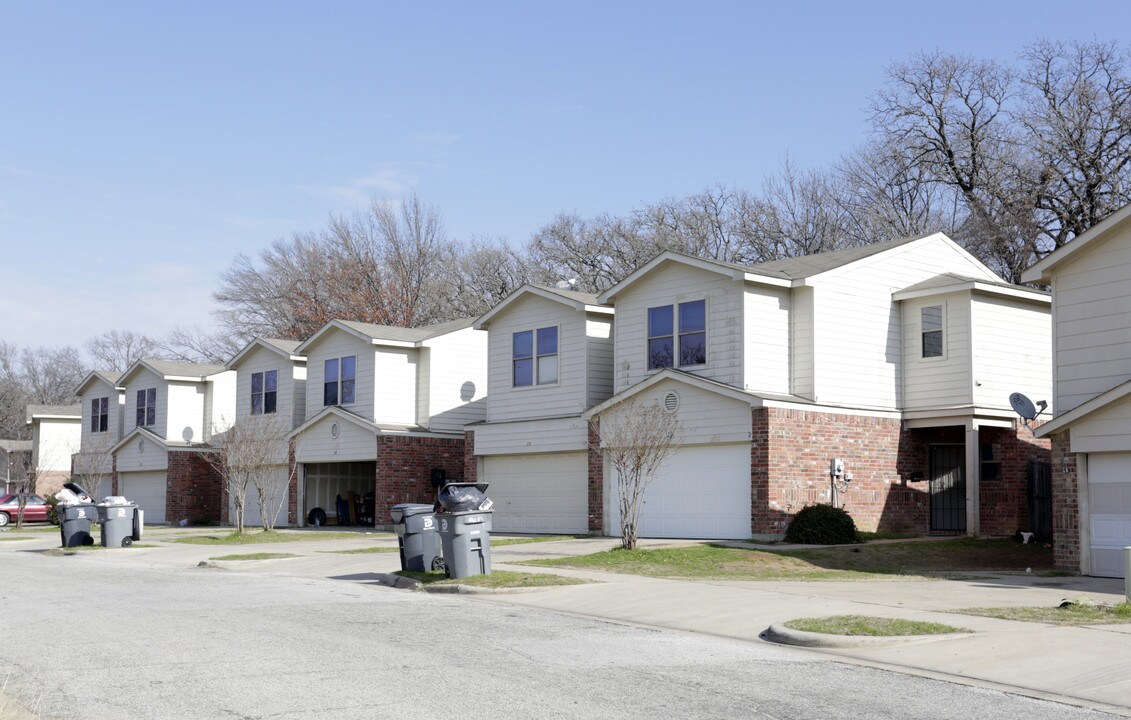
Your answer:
0,494 -> 50,526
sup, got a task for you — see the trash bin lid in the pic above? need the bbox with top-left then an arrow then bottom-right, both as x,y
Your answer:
391,503 -> 435,520
439,482 -> 489,494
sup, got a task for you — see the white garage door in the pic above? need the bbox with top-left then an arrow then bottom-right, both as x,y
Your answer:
230,466 -> 291,528
1089,453 -> 1131,578
607,443 -> 751,540
119,471 -> 167,525
482,453 -> 588,534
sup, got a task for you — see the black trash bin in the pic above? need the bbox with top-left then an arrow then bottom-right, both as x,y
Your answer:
58,503 -> 96,547
391,503 -> 442,572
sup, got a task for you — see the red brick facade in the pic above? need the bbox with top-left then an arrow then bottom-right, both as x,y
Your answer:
748,407 -> 1050,538
587,419 -> 603,533
1050,431 -> 1080,573
463,430 -> 478,482
166,449 -> 224,525
372,434 -> 466,523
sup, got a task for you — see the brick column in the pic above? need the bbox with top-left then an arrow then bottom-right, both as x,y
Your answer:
587,419 -> 603,534
1050,431 -> 1081,573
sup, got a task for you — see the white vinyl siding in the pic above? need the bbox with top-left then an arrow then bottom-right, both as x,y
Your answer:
1050,229 -> 1131,413
809,238 -> 995,409
205,370 -> 236,441
373,348 -> 417,425
473,416 -> 588,455
971,295 -> 1052,412
167,381 -> 207,444
586,316 -> 614,408
901,295 -> 971,410
233,346 -> 306,434
743,284 -> 790,394
487,296 -> 592,422
791,286 -> 815,400
1065,394 -> 1131,453
294,414 -> 376,463
79,383 -> 123,475
481,453 -> 588,534
305,331 -> 376,420
123,368 -> 168,437
33,419 -> 80,473
118,470 -> 167,524
613,263 -> 743,393
115,436 -> 169,472
421,327 -> 488,433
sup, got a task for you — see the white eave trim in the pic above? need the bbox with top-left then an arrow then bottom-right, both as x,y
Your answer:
1033,379 -> 1131,438
893,281 -> 1050,304
1021,203 -> 1131,283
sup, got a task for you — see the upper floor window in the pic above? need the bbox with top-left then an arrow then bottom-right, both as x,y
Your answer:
135,388 -> 156,427
513,327 -> 558,386
90,397 -> 109,433
921,305 -> 944,358
648,300 -> 706,370
251,370 -> 278,415
324,356 -> 356,406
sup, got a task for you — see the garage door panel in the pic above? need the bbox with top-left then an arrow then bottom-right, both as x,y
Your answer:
232,466 -> 291,528
1087,453 -> 1131,578
119,471 -> 167,525
482,453 -> 587,534
610,444 -> 751,540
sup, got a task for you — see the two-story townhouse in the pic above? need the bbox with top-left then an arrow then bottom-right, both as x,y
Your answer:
25,405 -> 81,497
290,318 -> 486,526
1021,202 -> 1131,578
222,338 -> 306,528
73,371 -> 125,499
465,285 -> 613,533
577,232 -> 1052,540
110,359 -> 235,524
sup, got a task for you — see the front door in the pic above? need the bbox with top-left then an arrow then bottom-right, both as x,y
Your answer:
929,445 -> 966,532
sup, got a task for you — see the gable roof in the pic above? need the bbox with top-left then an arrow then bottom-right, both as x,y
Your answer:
296,317 -> 476,353
118,358 -> 228,386
289,404 -> 439,441
474,284 -> 611,329
109,425 -> 216,455
892,273 -> 1050,304
597,232 -> 989,302
1031,378 -> 1131,438
226,337 -> 306,370
1021,202 -> 1131,283
75,370 -> 125,396
25,405 -> 82,423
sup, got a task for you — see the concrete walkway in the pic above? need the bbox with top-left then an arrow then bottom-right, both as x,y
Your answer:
4,527 -> 1129,715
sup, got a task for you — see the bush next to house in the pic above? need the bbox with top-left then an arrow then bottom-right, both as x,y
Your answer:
45,495 -> 60,525
784,504 -> 859,544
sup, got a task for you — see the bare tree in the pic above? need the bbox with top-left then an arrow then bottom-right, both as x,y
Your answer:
71,443 -> 114,501
437,236 -> 532,318
207,416 -> 291,534
592,400 -> 682,550
250,433 -> 300,532
86,330 -> 158,372
155,326 -> 242,365
0,342 -> 85,441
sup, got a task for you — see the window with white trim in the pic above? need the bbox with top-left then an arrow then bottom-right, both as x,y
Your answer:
135,388 -> 156,427
323,356 -> 356,406
921,305 -> 944,358
513,327 -> 558,386
90,397 -> 109,433
648,299 -> 706,370
251,370 -> 278,415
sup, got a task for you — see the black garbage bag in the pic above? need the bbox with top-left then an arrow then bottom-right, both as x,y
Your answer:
437,483 -> 491,512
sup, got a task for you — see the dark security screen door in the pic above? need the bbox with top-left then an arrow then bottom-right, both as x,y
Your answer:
929,445 -> 966,532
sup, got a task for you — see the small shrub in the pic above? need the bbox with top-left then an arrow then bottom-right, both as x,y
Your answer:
784,504 -> 859,545
45,495 -> 60,525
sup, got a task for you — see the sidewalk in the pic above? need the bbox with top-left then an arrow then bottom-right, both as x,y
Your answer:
5,528 -> 1129,715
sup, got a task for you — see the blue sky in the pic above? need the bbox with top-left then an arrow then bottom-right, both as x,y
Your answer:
1,1 -> 1124,352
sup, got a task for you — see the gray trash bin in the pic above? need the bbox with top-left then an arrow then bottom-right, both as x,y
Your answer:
97,501 -> 139,547
58,504 -> 97,547
391,503 -> 442,572
436,510 -> 493,579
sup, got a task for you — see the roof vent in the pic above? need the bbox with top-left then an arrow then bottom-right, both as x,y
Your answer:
663,392 -> 679,413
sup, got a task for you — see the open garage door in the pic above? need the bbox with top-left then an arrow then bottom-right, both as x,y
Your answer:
119,471 -> 167,525
302,461 -> 375,526
481,453 -> 588,534
607,443 -> 751,539
1088,453 -> 1131,578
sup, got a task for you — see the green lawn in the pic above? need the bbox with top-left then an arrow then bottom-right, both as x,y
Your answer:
956,601 -> 1131,625
173,530 -> 365,545
523,538 -> 1054,580
209,552 -> 300,561
321,546 -> 399,554
784,615 -> 968,636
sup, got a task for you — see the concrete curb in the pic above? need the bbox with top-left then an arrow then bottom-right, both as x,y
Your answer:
372,572 -> 562,594
760,623 -> 972,649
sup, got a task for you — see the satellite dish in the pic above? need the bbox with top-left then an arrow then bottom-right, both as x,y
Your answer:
1009,392 -> 1048,434
554,278 -> 579,290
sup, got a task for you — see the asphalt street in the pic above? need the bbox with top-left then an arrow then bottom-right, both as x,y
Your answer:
0,549 -> 1122,720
